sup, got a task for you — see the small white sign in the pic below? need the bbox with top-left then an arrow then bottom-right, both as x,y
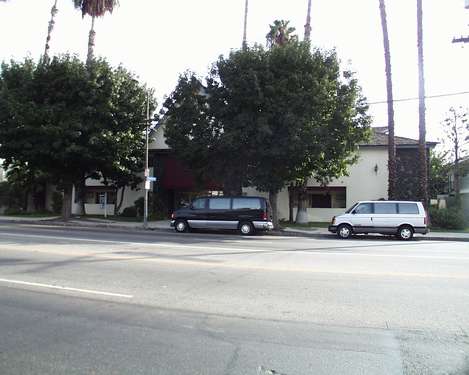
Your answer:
145,180 -> 151,190
144,168 -> 150,177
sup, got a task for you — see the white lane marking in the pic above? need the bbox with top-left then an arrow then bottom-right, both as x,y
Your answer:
0,278 -> 133,298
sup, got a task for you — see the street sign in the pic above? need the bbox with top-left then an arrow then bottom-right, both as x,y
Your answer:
145,180 -> 151,190
147,177 -> 157,182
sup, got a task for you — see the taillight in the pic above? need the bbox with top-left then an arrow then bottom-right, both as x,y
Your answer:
171,212 -> 175,220
331,216 -> 336,225
424,213 -> 427,225
261,212 -> 268,221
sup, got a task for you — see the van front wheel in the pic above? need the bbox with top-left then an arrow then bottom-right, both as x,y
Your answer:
239,222 -> 254,235
337,224 -> 352,239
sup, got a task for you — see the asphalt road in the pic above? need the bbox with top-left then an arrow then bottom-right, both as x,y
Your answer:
0,224 -> 468,375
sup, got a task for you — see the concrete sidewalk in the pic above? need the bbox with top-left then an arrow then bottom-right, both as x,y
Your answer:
0,215 -> 468,241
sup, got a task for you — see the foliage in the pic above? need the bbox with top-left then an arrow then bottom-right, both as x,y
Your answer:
266,20 -> 298,48
428,150 -> 450,198
73,0 -> 118,18
429,207 -> 466,230
0,55 -> 155,219
121,206 -> 137,218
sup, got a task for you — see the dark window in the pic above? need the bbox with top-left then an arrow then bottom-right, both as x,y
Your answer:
192,198 -> 207,210
398,203 -> 419,214
310,194 -> 331,208
208,198 -> 231,209
354,203 -> 373,214
232,198 -> 261,210
374,203 -> 397,214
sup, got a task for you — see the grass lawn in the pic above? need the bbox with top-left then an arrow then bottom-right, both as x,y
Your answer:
280,221 -> 330,229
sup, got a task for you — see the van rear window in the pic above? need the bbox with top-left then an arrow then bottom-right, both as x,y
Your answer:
398,203 -> 419,214
232,198 -> 261,210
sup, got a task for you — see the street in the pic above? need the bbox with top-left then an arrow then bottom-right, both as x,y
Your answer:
0,224 -> 468,375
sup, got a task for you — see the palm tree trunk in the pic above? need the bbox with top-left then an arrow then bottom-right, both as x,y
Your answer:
87,15 -> 96,65
43,0 -> 58,63
116,186 -> 126,214
242,0 -> 249,49
417,0 -> 428,208
304,0 -> 312,41
379,0 -> 396,199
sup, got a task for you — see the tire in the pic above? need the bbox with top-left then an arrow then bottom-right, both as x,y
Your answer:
397,225 -> 414,241
337,224 -> 352,239
239,222 -> 254,235
174,219 -> 188,233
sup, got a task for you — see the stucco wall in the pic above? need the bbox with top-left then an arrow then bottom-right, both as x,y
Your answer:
244,146 -> 388,222
150,125 -> 169,150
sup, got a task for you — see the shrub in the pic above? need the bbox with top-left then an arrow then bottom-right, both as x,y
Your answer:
121,206 -> 137,218
429,207 -> 466,230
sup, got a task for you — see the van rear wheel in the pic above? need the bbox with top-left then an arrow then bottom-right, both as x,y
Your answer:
397,225 -> 413,241
239,222 -> 254,235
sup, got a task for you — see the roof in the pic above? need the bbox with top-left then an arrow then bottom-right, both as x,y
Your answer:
360,127 -> 437,148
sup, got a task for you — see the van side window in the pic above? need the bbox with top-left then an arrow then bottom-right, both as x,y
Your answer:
232,198 -> 261,210
374,203 -> 397,214
208,198 -> 231,210
354,203 -> 373,214
398,203 -> 419,214
192,199 -> 207,210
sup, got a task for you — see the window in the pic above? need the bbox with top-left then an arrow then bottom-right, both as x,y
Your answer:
232,198 -> 261,210
398,203 -> 419,214
307,187 -> 346,209
191,198 -> 206,210
374,203 -> 397,214
354,203 -> 373,214
208,198 -> 231,209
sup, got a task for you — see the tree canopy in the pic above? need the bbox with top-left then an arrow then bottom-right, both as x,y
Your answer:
0,55 -> 155,219
163,38 -> 370,226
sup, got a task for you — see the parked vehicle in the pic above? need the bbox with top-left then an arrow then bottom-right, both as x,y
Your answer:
171,196 -> 274,235
328,201 -> 428,240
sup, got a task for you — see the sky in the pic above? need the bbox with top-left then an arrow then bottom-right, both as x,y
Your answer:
0,0 -> 468,145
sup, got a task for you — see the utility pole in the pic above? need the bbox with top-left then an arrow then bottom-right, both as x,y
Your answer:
143,91 -> 150,229
304,0 -> 312,42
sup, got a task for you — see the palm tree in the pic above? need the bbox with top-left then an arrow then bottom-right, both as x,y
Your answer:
378,0 -> 396,199
417,0 -> 428,208
242,0 -> 248,50
73,0 -> 118,64
43,0 -> 59,63
304,0 -> 312,41
266,20 -> 297,48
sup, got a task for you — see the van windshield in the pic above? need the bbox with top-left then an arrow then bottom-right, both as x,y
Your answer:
345,203 -> 358,213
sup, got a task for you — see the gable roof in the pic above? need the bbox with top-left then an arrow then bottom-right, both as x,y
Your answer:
360,126 -> 437,148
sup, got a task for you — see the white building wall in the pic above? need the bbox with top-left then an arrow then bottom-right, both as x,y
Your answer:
150,125 -> 169,150
244,147 -> 389,222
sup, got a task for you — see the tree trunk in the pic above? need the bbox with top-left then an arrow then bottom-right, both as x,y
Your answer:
295,183 -> 309,224
116,186 -> 125,214
379,0 -> 396,200
242,0 -> 249,49
43,0 -> 58,63
304,0 -> 312,41
62,184 -> 73,221
453,111 -> 460,204
269,190 -> 279,229
288,184 -> 294,223
417,0 -> 428,209
87,15 -> 96,65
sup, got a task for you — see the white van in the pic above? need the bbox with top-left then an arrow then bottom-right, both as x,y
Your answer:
328,201 -> 428,240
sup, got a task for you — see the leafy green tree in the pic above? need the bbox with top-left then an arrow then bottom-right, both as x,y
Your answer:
0,55 -> 155,220
163,40 -> 370,228
429,150 -> 450,199
73,0 -> 119,64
